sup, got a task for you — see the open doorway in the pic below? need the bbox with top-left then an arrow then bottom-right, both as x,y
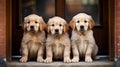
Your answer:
6,0 -> 115,61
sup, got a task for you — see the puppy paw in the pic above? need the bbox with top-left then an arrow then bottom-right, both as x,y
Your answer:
44,57 -> 52,63
37,57 -> 44,62
64,57 -> 71,63
85,56 -> 93,62
20,56 -> 28,63
71,57 -> 79,62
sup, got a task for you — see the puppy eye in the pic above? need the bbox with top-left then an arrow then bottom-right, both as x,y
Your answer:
27,21 -> 30,24
51,24 -> 54,27
84,20 -> 87,23
59,24 -> 62,26
35,21 -> 38,24
77,20 -> 80,23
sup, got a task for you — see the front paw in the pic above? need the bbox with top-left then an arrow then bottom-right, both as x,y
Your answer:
64,57 -> 71,63
71,57 -> 79,62
85,56 -> 93,62
20,56 -> 28,63
37,57 -> 44,62
44,57 -> 52,63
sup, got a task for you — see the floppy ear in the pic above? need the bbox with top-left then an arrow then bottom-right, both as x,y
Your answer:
39,17 -> 46,31
89,16 -> 95,29
69,19 -> 75,30
22,22 -> 27,32
64,23 -> 69,33
46,19 -> 51,33
22,17 -> 27,32
46,24 -> 50,33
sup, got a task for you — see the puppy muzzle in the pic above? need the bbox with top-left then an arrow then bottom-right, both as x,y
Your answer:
80,25 -> 84,31
55,29 -> 59,34
30,26 -> 34,31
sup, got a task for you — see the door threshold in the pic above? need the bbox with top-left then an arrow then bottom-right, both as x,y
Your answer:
12,55 -> 110,61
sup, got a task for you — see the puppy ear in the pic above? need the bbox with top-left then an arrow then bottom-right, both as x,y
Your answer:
22,23 -> 25,30
64,23 -> 69,33
69,19 -> 75,30
46,24 -> 50,33
22,17 -> 27,32
46,19 -> 51,33
89,16 -> 95,29
39,17 -> 46,31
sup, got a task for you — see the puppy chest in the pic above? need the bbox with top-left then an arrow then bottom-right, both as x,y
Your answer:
76,37 -> 88,54
27,41 -> 42,56
53,41 -> 64,58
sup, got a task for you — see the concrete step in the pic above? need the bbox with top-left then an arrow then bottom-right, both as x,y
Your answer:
7,61 -> 115,67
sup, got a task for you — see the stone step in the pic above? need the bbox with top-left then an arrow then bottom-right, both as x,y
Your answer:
7,61 -> 115,67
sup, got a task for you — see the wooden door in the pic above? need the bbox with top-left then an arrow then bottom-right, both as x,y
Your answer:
11,0 -> 114,60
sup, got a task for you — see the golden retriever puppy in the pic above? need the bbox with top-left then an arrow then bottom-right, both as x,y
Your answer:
44,17 -> 71,63
70,13 -> 98,62
20,14 -> 46,62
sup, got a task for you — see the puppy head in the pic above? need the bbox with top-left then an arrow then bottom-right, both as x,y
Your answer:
70,13 -> 95,31
47,17 -> 69,35
22,14 -> 46,32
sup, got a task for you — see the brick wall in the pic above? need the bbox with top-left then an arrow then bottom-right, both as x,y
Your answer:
115,0 -> 120,57
0,0 -> 6,57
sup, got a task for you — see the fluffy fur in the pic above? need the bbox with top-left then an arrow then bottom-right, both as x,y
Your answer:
44,17 -> 71,63
70,13 -> 98,62
20,14 -> 46,62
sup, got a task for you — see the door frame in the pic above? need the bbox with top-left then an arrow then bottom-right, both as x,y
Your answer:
108,0 -> 115,60
6,0 -> 115,61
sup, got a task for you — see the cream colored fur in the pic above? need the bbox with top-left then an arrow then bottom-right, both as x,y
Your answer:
20,14 -> 46,62
44,17 -> 71,63
70,13 -> 98,62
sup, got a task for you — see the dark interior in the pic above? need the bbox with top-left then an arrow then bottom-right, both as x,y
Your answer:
12,0 -> 110,61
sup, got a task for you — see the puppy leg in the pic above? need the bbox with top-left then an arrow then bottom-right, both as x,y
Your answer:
71,43 -> 79,62
93,45 -> 98,56
37,45 -> 44,62
92,45 -> 98,59
44,45 -> 52,63
64,45 -> 71,63
20,44 -> 28,62
85,44 -> 93,62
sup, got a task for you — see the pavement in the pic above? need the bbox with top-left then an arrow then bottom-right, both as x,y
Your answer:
7,61 -> 115,67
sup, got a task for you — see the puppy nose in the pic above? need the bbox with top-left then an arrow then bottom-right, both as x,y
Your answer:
80,26 -> 84,30
55,29 -> 59,33
30,26 -> 34,30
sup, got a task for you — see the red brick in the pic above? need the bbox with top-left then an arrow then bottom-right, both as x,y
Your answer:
116,30 -> 120,33
0,0 -> 6,57
117,45 -> 120,49
114,0 -> 120,57
0,45 -> 6,57
115,26 -> 120,30
115,0 -> 120,7
115,16 -> 120,19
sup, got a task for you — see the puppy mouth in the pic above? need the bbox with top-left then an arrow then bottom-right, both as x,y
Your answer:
80,26 -> 85,31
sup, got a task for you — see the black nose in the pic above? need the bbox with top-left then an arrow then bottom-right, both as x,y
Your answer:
80,26 -> 84,30
30,26 -> 34,30
55,29 -> 59,33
